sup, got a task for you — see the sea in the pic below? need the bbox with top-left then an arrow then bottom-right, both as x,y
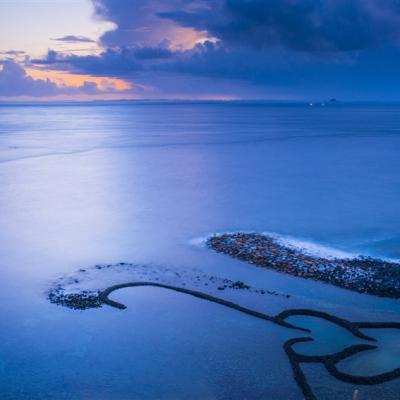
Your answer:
1,101 -> 400,399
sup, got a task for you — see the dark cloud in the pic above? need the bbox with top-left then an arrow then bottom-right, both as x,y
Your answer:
159,0 -> 400,52
32,48 -> 143,77
89,0 -> 400,53
33,45 -> 173,78
52,35 -> 97,43
134,46 -> 173,60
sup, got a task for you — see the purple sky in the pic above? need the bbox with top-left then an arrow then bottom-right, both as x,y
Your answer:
2,0 -> 400,100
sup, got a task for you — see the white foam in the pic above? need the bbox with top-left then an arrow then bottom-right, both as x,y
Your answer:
188,230 -> 255,248
187,236 -> 208,247
190,231 -> 358,260
264,232 -> 358,260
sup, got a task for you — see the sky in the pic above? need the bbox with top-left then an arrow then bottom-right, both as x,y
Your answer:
1,0 -> 400,100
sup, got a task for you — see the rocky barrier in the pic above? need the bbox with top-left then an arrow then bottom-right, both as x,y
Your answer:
48,263 -> 400,399
207,232 -> 400,298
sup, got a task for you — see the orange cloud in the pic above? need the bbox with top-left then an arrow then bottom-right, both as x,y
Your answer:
26,68 -> 131,91
167,27 -> 217,51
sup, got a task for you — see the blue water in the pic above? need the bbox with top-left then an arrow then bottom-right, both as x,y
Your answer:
1,101 -> 400,398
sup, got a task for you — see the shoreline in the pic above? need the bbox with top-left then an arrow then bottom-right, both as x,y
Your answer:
207,232 -> 400,299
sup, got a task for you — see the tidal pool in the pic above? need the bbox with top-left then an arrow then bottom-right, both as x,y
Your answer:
286,315 -> 370,356
337,328 -> 400,377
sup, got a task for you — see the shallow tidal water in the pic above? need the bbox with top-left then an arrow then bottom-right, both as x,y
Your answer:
1,101 -> 400,399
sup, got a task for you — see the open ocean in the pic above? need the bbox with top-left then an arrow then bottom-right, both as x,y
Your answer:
1,101 -> 400,399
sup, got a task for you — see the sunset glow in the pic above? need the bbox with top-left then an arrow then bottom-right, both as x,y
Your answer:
26,68 -> 132,91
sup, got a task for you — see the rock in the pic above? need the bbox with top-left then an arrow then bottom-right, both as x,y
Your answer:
207,232 -> 400,299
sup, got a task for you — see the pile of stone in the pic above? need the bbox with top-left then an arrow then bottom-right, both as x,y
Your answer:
48,286 -> 102,310
207,232 -> 400,298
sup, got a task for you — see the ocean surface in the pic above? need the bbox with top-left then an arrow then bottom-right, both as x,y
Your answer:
1,101 -> 400,399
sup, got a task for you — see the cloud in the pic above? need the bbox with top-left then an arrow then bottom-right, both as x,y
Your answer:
92,0 -> 212,49
33,48 -> 143,77
90,0 -> 400,53
134,46 -> 173,60
25,0 -> 400,99
0,61 -> 59,97
158,0 -> 400,53
52,35 -> 97,43
33,44 -> 173,78
0,60 -> 126,97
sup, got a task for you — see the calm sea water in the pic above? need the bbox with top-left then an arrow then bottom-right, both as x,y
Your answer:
1,101 -> 400,399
